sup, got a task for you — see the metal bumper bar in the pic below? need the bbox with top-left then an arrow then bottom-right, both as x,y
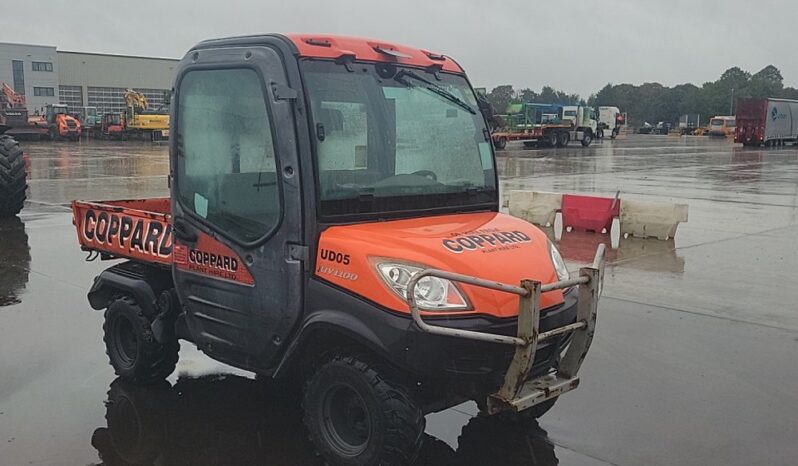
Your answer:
407,244 -> 605,414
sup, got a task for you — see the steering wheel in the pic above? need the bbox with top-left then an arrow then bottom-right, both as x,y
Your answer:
411,170 -> 438,181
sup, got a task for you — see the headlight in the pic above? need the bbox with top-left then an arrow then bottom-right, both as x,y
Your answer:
375,261 -> 470,311
548,241 -> 570,281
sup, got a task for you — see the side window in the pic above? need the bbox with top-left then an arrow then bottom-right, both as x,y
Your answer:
177,68 -> 280,243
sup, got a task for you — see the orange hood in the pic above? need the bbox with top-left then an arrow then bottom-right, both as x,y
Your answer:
315,212 -> 563,318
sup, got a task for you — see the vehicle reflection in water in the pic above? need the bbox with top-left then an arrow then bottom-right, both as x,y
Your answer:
543,228 -> 685,274
0,217 -> 31,306
90,375 -> 559,466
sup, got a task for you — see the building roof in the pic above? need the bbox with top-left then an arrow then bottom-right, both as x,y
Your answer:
57,50 -> 179,62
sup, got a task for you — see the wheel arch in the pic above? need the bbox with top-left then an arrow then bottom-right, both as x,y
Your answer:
273,310 -> 396,379
88,262 -> 173,318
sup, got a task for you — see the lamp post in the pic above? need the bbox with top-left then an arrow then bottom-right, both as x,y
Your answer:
729,87 -> 735,115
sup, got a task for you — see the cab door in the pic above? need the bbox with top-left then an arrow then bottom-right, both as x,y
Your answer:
170,45 -> 303,370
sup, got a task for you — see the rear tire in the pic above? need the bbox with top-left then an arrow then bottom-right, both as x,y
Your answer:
0,135 -> 26,218
103,296 -> 179,385
547,132 -> 558,147
302,354 -> 424,466
596,128 -> 604,139
558,131 -> 570,148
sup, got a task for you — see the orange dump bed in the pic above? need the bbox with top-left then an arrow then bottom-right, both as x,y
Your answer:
71,198 -> 173,266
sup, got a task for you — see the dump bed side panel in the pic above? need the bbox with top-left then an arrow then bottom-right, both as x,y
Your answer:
72,198 -> 173,266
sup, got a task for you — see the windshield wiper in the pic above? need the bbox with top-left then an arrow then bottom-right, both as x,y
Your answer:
394,70 -> 477,115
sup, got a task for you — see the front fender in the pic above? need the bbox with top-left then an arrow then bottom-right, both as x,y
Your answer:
273,279 -> 413,378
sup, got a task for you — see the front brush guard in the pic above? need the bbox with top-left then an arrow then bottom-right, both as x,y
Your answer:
407,244 -> 605,414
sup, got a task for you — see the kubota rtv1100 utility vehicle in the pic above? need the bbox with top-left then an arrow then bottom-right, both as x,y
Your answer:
72,34 -> 605,466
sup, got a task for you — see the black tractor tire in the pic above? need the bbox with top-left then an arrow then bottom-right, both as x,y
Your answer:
494,136 -> 507,150
581,130 -> 594,147
596,128 -> 604,139
48,126 -> 58,141
612,127 -> 619,139
103,296 -> 179,385
302,354 -> 425,466
0,135 -> 26,218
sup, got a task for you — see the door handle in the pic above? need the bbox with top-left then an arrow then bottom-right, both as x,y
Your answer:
173,217 -> 198,243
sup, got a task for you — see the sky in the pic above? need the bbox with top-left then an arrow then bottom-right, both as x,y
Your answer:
3,0 -> 796,98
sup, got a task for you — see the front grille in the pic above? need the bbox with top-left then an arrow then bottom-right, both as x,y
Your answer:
66,121 -> 77,128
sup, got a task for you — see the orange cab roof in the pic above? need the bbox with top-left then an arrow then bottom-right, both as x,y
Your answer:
285,34 -> 464,73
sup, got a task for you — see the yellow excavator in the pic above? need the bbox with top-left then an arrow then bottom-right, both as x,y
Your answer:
101,89 -> 169,140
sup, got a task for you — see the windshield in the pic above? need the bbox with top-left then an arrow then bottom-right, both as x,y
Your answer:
710,118 -> 723,126
301,60 -> 497,218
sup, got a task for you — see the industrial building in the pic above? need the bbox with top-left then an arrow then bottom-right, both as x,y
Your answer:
0,41 -> 178,115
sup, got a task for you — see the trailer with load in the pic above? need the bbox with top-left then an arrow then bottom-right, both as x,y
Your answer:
491,102 -> 597,149
71,34 -> 606,466
735,98 -> 798,146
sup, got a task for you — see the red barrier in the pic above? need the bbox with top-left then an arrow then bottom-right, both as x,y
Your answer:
561,194 -> 620,233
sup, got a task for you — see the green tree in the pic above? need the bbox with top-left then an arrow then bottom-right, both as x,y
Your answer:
486,85 -> 515,114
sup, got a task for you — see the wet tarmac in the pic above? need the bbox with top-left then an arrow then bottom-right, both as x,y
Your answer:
1,135 -> 797,465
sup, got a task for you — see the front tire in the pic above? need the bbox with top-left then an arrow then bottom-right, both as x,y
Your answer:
103,296 -> 179,385
303,354 -> 425,466
581,130 -> 593,147
0,135 -> 26,218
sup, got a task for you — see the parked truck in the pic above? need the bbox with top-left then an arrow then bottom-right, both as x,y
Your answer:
71,33 -> 605,466
492,102 -> 597,149
735,98 -> 798,146
596,106 -> 623,139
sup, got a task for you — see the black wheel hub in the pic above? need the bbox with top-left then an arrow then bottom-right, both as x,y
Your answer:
113,315 -> 139,369
321,383 -> 371,457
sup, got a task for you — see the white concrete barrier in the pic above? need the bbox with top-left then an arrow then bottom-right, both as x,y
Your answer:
620,200 -> 688,240
508,191 -> 563,227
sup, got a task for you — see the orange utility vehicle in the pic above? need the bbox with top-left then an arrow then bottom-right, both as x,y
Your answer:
72,34 -> 605,466
45,104 -> 82,141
